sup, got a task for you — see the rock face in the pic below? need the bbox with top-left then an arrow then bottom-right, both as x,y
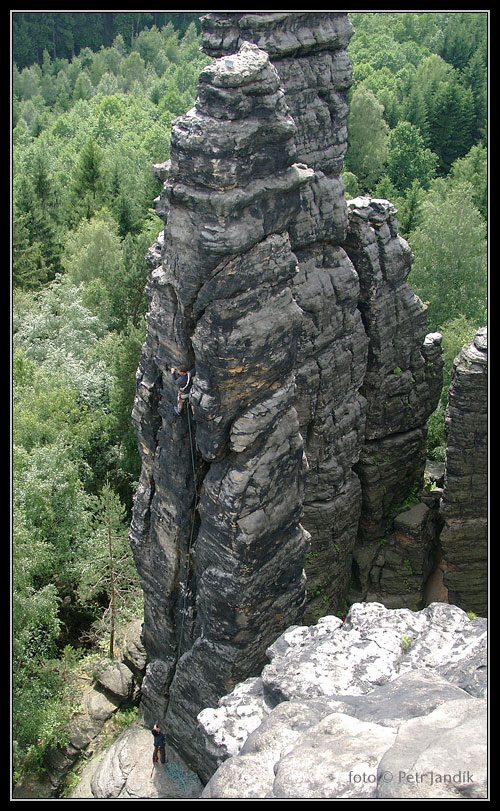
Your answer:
89,725 -> 203,799
343,197 -> 444,608
439,328 -> 488,616
130,36 -> 314,772
129,11 -> 444,778
200,12 -> 369,622
199,601 -> 487,797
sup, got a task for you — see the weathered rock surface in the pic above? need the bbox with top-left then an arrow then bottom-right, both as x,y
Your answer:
42,621 -> 146,792
129,11 -> 447,780
343,197 -> 443,607
199,601 -> 487,798
439,327 -> 488,616
131,37 -> 315,774
89,725 -> 203,799
200,11 -> 369,624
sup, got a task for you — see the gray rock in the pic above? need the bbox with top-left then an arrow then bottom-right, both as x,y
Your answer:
117,619 -> 147,682
272,713 -> 397,799
85,688 -> 121,723
440,328 -> 488,616
197,677 -> 275,771
199,602 -> 487,799
90,724 -> 203,799
343,195 -> 443,608
260,602 -> 486,703
377,697 -> 487,799
94,660 -> 134,701
131,16 -> 355,778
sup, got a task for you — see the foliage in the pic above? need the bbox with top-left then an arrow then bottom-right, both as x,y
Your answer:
346,12 -> 487,195
408,181 -> 487,331
78,483 -> 142,657
385,121 -> 438,192
12,12 -> 201,70
345,86 -> 389,190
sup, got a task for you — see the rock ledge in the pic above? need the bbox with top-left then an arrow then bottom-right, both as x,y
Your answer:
199,601 -> 487,799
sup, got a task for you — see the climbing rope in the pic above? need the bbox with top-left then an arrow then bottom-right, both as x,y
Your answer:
186,402 -> 198,503
177,402 -> 199,656
165,760 -> 200,793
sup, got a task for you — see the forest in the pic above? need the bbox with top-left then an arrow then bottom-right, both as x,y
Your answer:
11,11 -> 488,788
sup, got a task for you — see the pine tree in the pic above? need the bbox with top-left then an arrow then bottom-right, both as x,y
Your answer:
12,211 -> 48,289
71,137 -> 103,217
78,483 -> 140,658
14,174 -> 63,283
402,84 -> 430,146
428,79 -> 475,174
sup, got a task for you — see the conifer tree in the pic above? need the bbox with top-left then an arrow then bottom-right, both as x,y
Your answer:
71,137 -> 103,217
78,483 -> 140,658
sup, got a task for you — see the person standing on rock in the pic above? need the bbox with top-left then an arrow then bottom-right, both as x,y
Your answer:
171,365 -> 195,415
152,721 -> 166,766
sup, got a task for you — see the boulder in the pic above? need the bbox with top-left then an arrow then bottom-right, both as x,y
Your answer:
90,724 -> 203,799
94,660 -> 135,701
199,602 -> 487,798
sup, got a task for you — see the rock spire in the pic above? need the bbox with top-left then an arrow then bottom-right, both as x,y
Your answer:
130,12 -> 445,774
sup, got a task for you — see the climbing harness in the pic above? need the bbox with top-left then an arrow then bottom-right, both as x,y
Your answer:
174,369 -> 193,414
180,370 -> 192,394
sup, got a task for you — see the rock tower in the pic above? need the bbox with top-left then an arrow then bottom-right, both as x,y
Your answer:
129,13 -> 444,773
439,327 -> 488,616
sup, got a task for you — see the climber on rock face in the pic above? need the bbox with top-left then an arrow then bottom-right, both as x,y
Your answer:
171,365 -> 195,415
151,721 -> 166,766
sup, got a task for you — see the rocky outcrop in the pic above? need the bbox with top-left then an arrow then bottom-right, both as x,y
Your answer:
129,12 -> 367,773
43,621 -> 146,793
439,328 -> 488,616
201,12 -> 369,622
129,11 -> 444,778
343,197 -> 443,608
88,725 -> 203,799
131,38 -> 314,772
199,602 -> 487,797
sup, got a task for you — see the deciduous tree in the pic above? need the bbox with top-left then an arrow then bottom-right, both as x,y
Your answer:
345,86 -> 389,190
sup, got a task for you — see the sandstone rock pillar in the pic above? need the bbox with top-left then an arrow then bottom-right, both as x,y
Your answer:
343,197 -> 443,607
130,40 -> 314,774
202,12 -> 369,620
439,327 -> 488,616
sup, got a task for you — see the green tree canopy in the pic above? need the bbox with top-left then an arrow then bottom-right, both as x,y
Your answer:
345,85 -> 389,190
408,182 -> 487,330
385,121 -> 438,192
